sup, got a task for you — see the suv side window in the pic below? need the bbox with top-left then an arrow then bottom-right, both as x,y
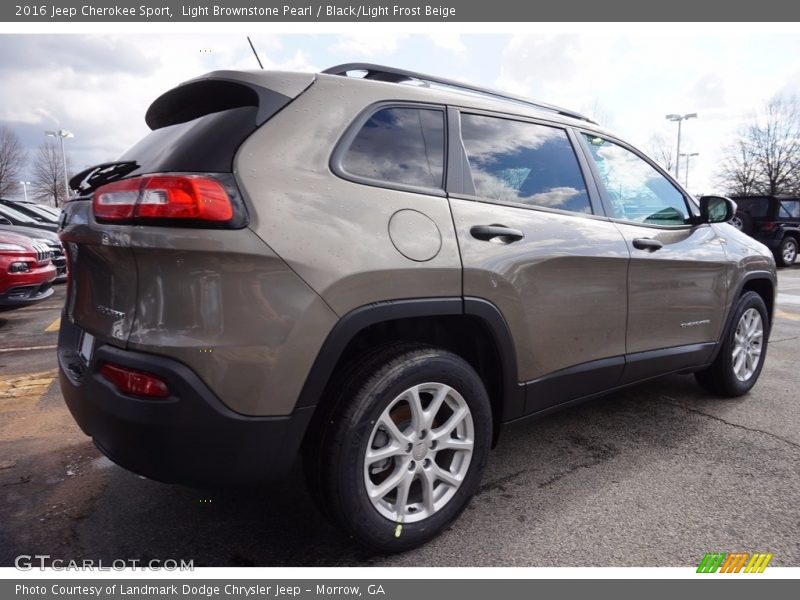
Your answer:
581,133 -> 690,227
340,106 -> 445,189
779,199 -> 800,219
460,113 -> 592,214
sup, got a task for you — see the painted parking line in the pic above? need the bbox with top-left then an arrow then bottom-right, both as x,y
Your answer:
45,317 -> 61,332
776,293 -> 800,306
0,369 -> 57,402
775,309 -> 800,322
0,344 -> 58,353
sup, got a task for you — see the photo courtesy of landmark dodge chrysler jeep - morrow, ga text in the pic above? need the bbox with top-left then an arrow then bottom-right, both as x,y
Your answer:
57,64 -> 777,552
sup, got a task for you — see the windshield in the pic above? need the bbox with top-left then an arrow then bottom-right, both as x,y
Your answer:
0,204 -> 38,224
21,204 -> 59,222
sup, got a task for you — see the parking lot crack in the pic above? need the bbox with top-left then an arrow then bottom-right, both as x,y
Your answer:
664,399 -> 800,451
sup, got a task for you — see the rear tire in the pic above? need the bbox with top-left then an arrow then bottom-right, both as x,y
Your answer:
304,343 -> 492,552
777,236 -> 798,267
695,291 -> 769,397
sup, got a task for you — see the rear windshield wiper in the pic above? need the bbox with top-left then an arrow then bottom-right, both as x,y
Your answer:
69,161 -> 139,197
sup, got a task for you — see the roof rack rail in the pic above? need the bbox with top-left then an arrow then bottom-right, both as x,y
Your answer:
322,62 -> 595,124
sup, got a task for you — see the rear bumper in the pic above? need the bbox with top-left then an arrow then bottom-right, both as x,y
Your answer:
57,316 -> 314,487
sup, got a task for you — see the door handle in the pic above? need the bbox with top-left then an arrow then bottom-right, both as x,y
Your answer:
470,224 -> 524,243
632,238 -> 664,251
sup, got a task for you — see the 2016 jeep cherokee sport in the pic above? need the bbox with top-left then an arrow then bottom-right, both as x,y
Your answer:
58,64 -> 777,552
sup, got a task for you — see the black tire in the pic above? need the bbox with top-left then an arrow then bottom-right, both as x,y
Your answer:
304,343 -> 492,553
695,291 -> 769,397
776,236 -> 798,267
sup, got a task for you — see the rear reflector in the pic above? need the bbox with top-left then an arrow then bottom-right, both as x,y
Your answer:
100,363 -> 170,398
93,174 -> 233,222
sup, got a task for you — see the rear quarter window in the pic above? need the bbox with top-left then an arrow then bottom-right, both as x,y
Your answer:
337,106 -> 445,191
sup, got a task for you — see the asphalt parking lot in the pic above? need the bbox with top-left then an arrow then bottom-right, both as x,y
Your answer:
1,268 -> 799,568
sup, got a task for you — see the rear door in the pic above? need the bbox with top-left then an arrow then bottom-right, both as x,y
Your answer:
577,132 -> 729,382
447,109 -> 630,416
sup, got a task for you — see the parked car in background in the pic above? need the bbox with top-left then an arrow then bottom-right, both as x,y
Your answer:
0,230 -> 56,309
0,198 -> 60,224
731,195 -> 800,267
0,224 -> 67,282
0,203 -> 58,232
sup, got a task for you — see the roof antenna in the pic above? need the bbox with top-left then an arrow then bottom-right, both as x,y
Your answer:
247,36 -> 264,69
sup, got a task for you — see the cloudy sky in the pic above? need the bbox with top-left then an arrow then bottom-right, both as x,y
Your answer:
2,30 -> 800,198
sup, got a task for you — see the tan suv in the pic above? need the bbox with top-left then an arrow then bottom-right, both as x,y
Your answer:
58,63 -> 777,552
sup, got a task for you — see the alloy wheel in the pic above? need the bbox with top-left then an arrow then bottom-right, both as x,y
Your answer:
363,382 -> 474,523
732,308 -> 764,382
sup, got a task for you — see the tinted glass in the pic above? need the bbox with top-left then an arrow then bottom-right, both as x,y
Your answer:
0,204 -> 37,224
460,114 -> 591,213
582,134 -> 689,226
735,198 -> 769,218
779,200 -> 800,218
342,107 -> 445,189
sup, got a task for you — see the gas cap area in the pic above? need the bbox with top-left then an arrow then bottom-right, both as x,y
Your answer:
388,209 -> 442,262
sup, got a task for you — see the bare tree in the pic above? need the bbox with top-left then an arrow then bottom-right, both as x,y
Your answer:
718,94 -> 800,196
717,139 -> 759,196
646,133 -> 675,174
0,124 -> 26,198
31,141 -> 70,206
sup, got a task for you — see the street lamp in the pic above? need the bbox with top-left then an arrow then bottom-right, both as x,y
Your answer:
666,113 -> 697,178
679,152 -> 699,189
18,181 -> 31,202
45,129 -> 73,206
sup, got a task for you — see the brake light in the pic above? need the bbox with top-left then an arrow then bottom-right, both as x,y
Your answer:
100,363 -> 170,398
93,175 -> 233,222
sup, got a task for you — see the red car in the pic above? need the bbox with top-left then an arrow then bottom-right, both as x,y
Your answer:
0,231 -> 56,309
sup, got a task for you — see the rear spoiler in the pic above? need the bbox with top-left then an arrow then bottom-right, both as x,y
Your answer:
145,70 -> 316,130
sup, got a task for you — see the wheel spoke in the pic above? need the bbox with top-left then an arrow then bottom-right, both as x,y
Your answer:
369,464 -> 406,500
394,474 -> 412,517
420,468 -> 436,513
378,414 -> 411,445
436,437 -> 473,452
366,442 -> 403,465
423,384 -> 449,430
432,406 -> 468,440
433,465 -> 461,488
406,386 -> 425,434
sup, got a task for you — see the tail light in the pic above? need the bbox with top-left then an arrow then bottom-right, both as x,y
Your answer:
93,174 -> 234,223
760,222 -> 776,232
100,363 -> 170,398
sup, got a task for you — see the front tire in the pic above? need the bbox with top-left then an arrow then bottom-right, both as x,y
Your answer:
305,343 -> 492,552
695,291 -> 769,397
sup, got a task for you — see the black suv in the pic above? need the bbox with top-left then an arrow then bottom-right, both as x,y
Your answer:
731,195 -> 800,266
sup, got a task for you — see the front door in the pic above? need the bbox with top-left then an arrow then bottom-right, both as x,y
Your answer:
578,133 -> 729,382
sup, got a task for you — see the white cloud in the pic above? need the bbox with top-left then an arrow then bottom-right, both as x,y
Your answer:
331,33 -> 408,57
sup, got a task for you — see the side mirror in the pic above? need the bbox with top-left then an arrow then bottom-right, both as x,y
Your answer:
699,196 -> 737,224
0,217 -> 11,225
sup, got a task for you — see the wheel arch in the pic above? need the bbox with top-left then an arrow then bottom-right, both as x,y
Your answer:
709,271 -> 776,364
295,297 -> 524,445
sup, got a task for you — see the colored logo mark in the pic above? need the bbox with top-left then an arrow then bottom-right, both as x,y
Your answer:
697,552 -> 773,573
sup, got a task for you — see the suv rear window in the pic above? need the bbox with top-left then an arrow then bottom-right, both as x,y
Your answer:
779,200 -> 800,218
460,114 -> 591,214
340,107 -> 445,190
735,198 -> 770,217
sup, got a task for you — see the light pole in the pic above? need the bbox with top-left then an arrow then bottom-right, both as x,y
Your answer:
18,181 -> 31,202
666,113 -> 697,178
679,152 -> 699,189
45,129 -> 73,206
